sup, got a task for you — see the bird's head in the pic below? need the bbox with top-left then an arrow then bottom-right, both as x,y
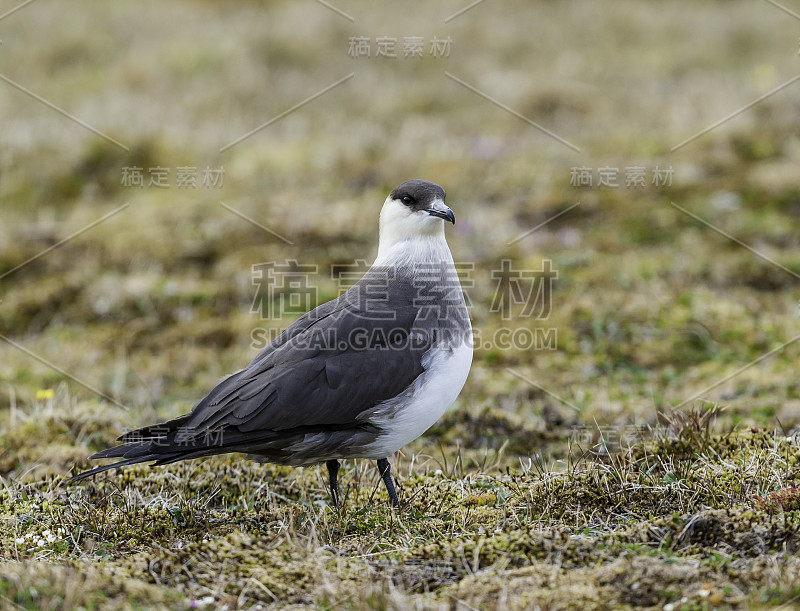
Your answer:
378,180 -> 454,253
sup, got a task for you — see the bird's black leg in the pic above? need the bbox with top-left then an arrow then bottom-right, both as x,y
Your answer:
377,458 -> 400,507
326,459 -> 340,506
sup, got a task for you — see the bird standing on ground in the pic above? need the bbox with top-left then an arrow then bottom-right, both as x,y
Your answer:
72,180 -> 473,506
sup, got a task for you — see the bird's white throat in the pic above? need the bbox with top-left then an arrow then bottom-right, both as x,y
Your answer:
375,196 -> 452,267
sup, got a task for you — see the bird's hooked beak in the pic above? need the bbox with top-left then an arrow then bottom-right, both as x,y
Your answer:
425,199 -> 456,225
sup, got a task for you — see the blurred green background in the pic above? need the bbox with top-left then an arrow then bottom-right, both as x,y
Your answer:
2,0 -> 798,438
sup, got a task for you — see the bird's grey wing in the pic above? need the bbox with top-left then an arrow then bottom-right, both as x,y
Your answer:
126,278 -> 436,447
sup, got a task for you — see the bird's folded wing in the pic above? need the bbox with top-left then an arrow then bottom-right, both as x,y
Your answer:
124,288 -> 436,445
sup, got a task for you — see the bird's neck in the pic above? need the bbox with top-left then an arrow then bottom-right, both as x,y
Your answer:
374,232 -> 453,270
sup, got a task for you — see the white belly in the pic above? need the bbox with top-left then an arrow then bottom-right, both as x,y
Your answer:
362,337 -> 473,458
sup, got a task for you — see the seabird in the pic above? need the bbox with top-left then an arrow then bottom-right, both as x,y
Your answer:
71,180 -> 472,507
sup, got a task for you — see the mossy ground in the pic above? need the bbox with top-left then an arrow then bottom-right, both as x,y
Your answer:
3,1 -> 800,609
4,405 -> 800,609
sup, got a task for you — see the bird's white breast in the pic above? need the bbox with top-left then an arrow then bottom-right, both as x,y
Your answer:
362,332 -> 473,458
359,215 -> 472,458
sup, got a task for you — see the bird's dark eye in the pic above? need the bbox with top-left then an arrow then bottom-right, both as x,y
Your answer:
401,194 -> 414,205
